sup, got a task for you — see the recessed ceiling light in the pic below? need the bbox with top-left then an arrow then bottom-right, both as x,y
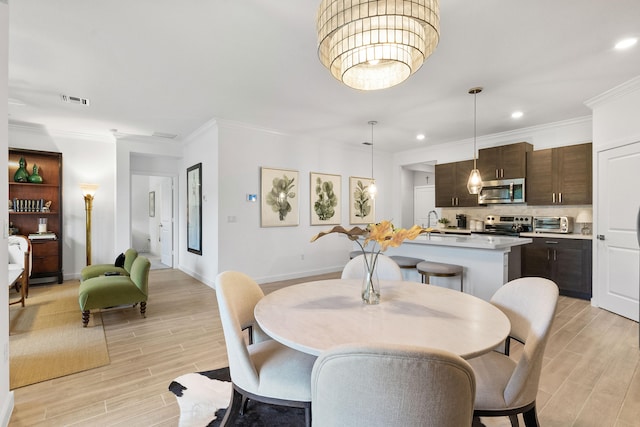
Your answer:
416,134 -> 426,141
511,111 -> 524,119
615,37 -> 638,50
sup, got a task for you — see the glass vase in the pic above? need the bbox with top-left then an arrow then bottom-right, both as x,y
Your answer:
361,253 -> 380,305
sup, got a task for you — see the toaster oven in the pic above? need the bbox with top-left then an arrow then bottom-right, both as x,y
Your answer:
533,216 -> 573,233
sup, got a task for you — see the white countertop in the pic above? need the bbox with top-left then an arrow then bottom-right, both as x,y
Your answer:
404,233 -> 532,250
520,232 -> 593,240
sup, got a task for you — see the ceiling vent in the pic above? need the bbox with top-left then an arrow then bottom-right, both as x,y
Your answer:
152,131 -> 178,139
60,94 -> 90,106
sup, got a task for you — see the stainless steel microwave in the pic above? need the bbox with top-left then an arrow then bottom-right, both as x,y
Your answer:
478,178 -> 525,204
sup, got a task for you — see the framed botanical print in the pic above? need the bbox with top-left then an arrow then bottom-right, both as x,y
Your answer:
187,163 -> 202,255
261,167 -> 299,227
310,172 -> 341,226
349,176 -> 375,224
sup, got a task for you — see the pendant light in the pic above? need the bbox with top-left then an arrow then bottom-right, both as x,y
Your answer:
467,87 -> 483,194
365,120 -> 378,200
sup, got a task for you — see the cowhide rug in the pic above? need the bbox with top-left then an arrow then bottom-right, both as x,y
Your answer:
168,367 -> 306,427
170,367 -> 490,426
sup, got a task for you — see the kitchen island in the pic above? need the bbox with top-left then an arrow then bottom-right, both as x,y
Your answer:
371,233 -> 532,301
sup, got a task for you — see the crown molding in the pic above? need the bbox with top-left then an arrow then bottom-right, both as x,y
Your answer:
9,121 -> 114,143
585,75 -> 640,108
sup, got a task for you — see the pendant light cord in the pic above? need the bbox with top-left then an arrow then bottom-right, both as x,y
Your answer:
468,87 -> 483,168
370,122 -> 374,178
473,91 -> 477,169
368,120 -> 377,179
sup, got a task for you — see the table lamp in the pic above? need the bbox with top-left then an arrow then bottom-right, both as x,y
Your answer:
576,210 -> 593,235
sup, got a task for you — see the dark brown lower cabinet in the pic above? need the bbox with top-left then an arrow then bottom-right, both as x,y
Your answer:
30,239 -> 63,284
521,237 -> 592,300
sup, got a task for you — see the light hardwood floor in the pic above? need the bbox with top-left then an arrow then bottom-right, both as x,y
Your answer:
8,269 -> 640,426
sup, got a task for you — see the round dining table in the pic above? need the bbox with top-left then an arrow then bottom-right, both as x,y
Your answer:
254,279 -> 510,359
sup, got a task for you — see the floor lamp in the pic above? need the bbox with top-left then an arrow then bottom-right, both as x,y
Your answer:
80,183 -> 98,266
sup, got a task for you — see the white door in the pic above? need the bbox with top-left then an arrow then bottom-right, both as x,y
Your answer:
414,185 -> 436,228
160,177 -> 173,267
597,142 -> 640,321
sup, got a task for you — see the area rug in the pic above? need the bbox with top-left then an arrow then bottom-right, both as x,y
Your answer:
8,281 -> 110,389
170,368 -> 491,427
169,367 -> 306,427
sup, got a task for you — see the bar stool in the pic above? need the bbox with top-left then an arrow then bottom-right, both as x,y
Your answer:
416,261 -> 464,292
389,256 -> 423,281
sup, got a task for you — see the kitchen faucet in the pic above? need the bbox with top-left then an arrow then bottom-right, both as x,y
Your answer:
427,210 -> 439,228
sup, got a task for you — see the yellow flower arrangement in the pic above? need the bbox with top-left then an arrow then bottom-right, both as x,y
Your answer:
310,220 -> 431,253
311,220 -> 433,304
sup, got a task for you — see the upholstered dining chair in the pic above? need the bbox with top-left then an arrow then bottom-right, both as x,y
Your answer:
341,254 -> 403,281
311,343 -> 476,427
469,277 -> 559,427
215,271 -> 316,427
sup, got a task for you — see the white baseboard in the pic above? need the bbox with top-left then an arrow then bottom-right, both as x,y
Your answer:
1,390 -> 14,427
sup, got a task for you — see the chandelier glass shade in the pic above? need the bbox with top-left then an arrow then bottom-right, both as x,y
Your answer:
317,0 -> 440,91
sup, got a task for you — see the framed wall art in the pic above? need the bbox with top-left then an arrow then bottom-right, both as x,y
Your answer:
187,163 -> 202,255
310,172 -> 341,226
149,191 -> 155,217
261,167 -> 299,227
349,176 -> 375,224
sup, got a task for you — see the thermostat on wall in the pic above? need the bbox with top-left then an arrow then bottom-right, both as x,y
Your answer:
247,194 -> 257,202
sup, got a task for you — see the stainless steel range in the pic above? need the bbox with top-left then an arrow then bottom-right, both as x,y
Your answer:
474,215 -> 533,236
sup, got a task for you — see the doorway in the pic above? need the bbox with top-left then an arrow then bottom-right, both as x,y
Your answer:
596,141 -> 640,321
131,174 -> 174,270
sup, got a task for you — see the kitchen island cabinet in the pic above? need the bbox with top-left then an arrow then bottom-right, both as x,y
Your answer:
435,160 -> 478,207
520,235 -> 592,300
526,142 -> 592,205
477,141 -> 532,180
376,233 -> 532,302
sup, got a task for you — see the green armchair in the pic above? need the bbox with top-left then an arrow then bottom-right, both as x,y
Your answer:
78,255 -> 151,327
80,248 -> 138,281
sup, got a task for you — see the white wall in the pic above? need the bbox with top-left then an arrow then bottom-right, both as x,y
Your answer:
1,2 -> 12,424
178,120 -> 219,286
131,174 -> 152,252
215,121 -> 393,284
588,76 -> 640,149
586,76 -> 640,311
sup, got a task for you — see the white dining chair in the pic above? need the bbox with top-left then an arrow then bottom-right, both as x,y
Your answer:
215,271 -> 317,426
311,343 -> 476,427
469,277 -> 559,427
341,253 -> 403,281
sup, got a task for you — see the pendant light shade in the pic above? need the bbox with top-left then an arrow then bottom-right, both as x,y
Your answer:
467,87 -> 483,194
316,0 -> 440,91
367,120 -> 378,199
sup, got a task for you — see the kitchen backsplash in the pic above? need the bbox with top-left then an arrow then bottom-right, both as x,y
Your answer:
440,205 -> 593,226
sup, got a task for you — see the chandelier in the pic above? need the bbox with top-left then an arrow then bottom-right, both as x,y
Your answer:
316,0 -> 440,91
